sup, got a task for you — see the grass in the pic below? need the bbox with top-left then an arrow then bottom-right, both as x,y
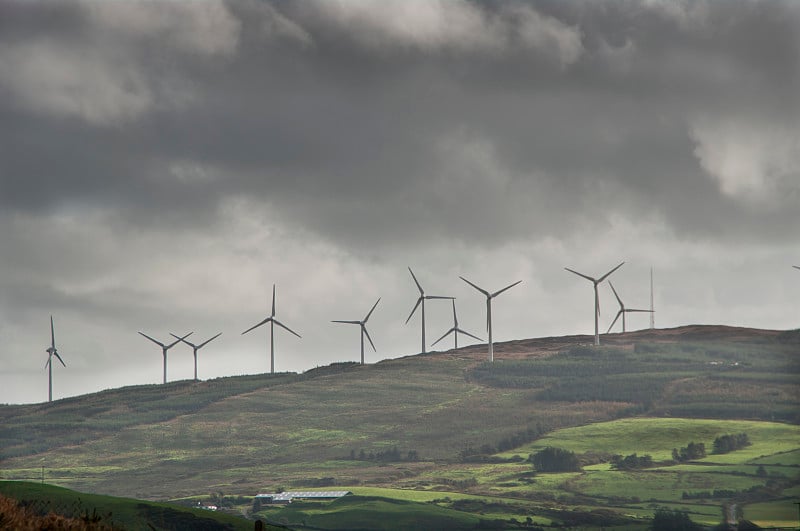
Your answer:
0,481 -> 261,530
259,495 -> 483,530
0,325 -> 797,529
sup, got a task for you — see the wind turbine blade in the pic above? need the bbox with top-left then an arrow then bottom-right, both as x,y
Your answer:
50,316 -> 55,349
405,297 -> 423,324
596,293 -> 601,317
54,352 -> 66,367
197,332 -> 223,348
491,280 -> 522,298
457,328 -> 483,342
431,328 -> 455,347
273,319 -> 301,338
166,332 -> 193,349
459,276 -> 489,296
794,266 -> 800,270
564,267 -> 595,282
271,284 -> 276,317
608,281 -> 623,308
170,333 -> 197,348
408,267 -> 424,295
363,326 -> 377,351
597,261 -> 625,284
626,309 -> 654,313
44,356 -> 51,370
138,331 -> 165,348
451,299 -> 458,325
332,320 -> 360,325
606,310 -> 623,334
364,298 -> 381,322
242,318 -> 271,335
425,295 -> 455,300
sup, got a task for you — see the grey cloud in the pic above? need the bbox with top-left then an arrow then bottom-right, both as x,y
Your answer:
0,0 -> 798,248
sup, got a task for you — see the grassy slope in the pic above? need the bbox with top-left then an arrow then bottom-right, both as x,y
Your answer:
1,325 -> 798,529
0,480 -> 266,531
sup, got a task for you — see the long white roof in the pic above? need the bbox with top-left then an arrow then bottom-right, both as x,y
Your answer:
256,490 -> 350,501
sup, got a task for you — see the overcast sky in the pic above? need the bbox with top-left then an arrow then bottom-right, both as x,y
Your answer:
1,0 -> 798,404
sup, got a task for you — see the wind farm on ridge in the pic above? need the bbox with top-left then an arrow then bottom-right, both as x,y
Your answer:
35,264 -> 800,403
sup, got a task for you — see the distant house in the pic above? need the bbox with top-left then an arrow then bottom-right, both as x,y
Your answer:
255,491 -> 351,504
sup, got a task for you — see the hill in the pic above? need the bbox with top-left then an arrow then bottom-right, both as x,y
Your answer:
0,481 -> 274,530
1,325 -> 798,528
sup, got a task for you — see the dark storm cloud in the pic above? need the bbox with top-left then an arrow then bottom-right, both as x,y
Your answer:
1,0 -> 798,246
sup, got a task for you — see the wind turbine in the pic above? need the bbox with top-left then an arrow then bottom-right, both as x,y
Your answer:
459,276 -> 522,362
44,316 -> 65,403
171,332 -> 222,381
242,284 -> 301,374
431,299 -> 483,350
650,267 -> 655,329
332,298 -> 380,365
606,281 -> 654,334
138,331 -> 193,384
405,267 -> 454,354
564,262 -> 625,346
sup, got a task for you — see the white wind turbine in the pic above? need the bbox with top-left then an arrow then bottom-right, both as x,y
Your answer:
242,284 -> 301,374
44,316 -> 65,403
459,277 -> 522,362
606,281 -> 654,334
405,267 -> 454,354
431,299 -> 483,350
564,262 -> 624,346
332,298 -> 380,365
171,332 -> 222,381
139,331 -> 193,384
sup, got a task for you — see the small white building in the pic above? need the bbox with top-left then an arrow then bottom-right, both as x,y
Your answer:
255,490 -> 351,504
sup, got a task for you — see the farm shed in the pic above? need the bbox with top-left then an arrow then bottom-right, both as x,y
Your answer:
255,490 -> 351,504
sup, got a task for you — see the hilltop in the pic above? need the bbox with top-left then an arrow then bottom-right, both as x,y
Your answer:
1,325 -> 798,528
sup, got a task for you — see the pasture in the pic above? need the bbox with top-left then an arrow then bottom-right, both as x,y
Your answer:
1,326 -> 798,528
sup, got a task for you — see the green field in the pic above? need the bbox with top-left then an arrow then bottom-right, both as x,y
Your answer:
0,481 -> 264,530
1,326 -> 798,529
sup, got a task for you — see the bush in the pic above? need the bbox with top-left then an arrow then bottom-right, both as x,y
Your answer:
611,453 -> 654,470
712,433 -> 751,454
672,442 -> 706,462
651,507 -> 702,531
530,447 -> 581,472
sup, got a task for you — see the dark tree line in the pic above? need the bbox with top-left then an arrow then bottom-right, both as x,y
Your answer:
459,425 -> 549,462
529,447 -> 581,472
611,453 -> 654,470
712,433 -> 750,454
348,447 -> 418,462
651,507 -> 702,531
672,442 -> 706,462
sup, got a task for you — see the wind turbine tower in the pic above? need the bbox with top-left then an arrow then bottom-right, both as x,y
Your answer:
138,331 -> 193,384
332,298 -> 380,365
460,276 -> 522,362
564,262 -> 625,346
607,281 -> 654,334
44,316 -> 65,403
650,267 -> 655,329
405,267 -> 453,354
242,284 -> 301,374
431,299 -> 483,350
171,332 -> 222,381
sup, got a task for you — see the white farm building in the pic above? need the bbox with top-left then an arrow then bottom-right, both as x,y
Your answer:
255,491 -> 351,504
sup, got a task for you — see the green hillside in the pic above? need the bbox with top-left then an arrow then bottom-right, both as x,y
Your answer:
1,325 -> 798,529
0,481 -> 271,530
